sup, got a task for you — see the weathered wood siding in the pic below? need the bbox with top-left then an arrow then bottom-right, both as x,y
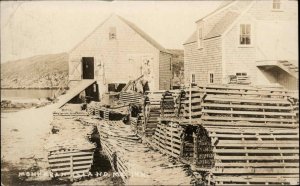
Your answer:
248,0 -> 298,21
184,37 -> 222,86
223,0 -> 298,88
197,1 -> 251,38
159,52 -> 172,90
69,15 -> 160,93
222,14 -> 257,84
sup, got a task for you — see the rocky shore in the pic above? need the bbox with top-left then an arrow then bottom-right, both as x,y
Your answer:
1,99 -> 51,112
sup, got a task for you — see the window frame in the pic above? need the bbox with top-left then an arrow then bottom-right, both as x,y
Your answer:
197,22 -> 204,49
272,0 -> 281,10
239,24 -> 252,47
191,73 -> 196,84
208,71 -> 214,84
109,27 -> 116,40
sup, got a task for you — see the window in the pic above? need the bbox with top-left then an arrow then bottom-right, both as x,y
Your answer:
240,24 -> 251,45
236,72 -> 247,76
273,0 -> 281,10
109,27 -> 116,40
191,74 -> 196,83
209,73 -> 214,84
169,58 -> 172,71
198,27 -> 203,49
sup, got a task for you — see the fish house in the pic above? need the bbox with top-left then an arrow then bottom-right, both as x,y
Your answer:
68,14 -> 173,100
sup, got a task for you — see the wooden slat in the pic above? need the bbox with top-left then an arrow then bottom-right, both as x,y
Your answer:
48,151 -> 93,159
212,167 -> 299,174
48,155 -> 93,163
214,175 -> 299,182
51,164 -> 91,172
49,160 -> 93,167
202,103 -> 292,110
201,115 -> 295,123
215,162 -> 299,167
214,148 -> 299,154
215,155 -> 299,160
202,109 -> 295,116
205,95 -> 290,104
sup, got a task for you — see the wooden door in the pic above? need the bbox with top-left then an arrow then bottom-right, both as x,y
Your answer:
82,57 -> 94,79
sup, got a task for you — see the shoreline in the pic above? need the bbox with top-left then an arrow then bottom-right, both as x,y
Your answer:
1,87 -> 64,90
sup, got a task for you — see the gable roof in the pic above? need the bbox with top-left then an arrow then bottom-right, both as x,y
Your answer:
117,15 -> 169,53
205,11 -> 240,39
70,14 -> 169,54
183,31 -> 197,45
184,0 -> 255,45
184,11 -> 240,45
195,0 -> 236,23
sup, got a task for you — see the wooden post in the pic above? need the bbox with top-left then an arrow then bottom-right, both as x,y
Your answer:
189,75 -> 192,124
193,132 -> 199,165
70,155 -> 74,182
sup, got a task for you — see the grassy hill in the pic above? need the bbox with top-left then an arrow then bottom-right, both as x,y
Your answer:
1,53 -> 69,89
167,49 -> 184,86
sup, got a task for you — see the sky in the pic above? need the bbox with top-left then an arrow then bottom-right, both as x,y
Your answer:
0,1 -> 221,63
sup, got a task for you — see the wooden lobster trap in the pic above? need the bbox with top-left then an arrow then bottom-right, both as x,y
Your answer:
193,125 -> 299,185
48,148 -> 94,181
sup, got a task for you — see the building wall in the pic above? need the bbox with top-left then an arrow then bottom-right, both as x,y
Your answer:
248,0 -> 298,21
223,0 -> 298,87
184,37 -> 222,86
223,14 -> 258,84
196,1 -> 252,38
68,15 -> 161,95
258,67 -> 298,90
159,52 -> 172,90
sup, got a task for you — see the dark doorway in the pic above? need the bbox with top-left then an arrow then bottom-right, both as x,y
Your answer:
82,57 -> 94,79
85,83 -> 100,102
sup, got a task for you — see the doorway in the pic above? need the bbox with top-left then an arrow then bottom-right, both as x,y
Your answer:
82,57 -> 94,79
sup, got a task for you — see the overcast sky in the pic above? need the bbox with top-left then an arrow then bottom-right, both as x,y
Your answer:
0,1 -> 221,63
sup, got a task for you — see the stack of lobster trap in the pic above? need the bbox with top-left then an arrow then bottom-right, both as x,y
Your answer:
137,84 -> 299,185
46,117 -> 97,181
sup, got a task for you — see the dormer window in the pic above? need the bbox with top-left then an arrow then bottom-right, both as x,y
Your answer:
273,0 -> 281,10
109,27 -> 116,40
197,22 -> 204,49
240,24 -> 251,45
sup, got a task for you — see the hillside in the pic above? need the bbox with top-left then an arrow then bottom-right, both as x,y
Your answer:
167,49 -> 184,86
167,49 -> 184,77
1,53 -> 69,89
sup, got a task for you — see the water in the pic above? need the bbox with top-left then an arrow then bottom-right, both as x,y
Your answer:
1,89 -> 58,99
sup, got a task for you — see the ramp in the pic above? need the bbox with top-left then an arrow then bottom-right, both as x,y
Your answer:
56,80 -> 96,108
257,60 -> 298,78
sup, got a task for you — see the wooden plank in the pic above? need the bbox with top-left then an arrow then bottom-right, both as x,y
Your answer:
210,133 -> 299,139
48,155 -> 93,163
214,148 -> 299,154
202,109 -> 295,116
202,121 -> 296,128
216,140 -> 299,147
217,140 -> 298,145
203,127 -> 299,134
212,167 -> 299,174
49,160 -> 93,167
215,162 -> 299,167
214,175 -> 299,182
205,95 -> 290,104
215,155 -> 299,160
201,103 -> 292,110
201,115 -> 295,123
51,164 -> 91,172
48,151 -> 93,159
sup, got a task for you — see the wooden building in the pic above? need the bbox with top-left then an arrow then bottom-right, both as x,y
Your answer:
68,14 -> 173,99
184,0 -> 298,90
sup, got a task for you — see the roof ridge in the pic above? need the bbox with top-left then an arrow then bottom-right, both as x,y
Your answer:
69,14 -> 114,53
195,0 -> 237,23
117,15 -> 169,53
